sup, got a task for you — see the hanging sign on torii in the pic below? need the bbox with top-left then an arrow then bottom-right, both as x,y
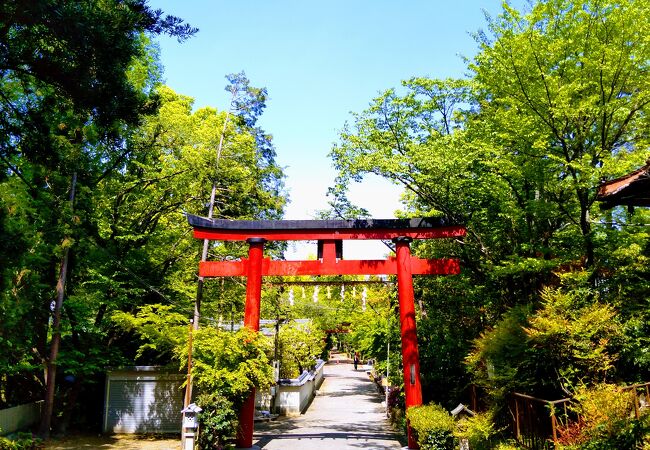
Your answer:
187,214 -> 466,450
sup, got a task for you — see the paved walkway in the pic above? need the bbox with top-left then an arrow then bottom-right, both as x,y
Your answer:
253,354 -> 404,449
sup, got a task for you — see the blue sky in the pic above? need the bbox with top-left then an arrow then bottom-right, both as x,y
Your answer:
148,0 -> 522,257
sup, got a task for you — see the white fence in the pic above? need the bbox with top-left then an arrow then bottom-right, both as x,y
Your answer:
0,401 -> 43,435
257,360 -> 326,416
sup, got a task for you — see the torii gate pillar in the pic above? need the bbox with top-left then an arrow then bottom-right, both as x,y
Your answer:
236,238 -> 265,449
394,237 -> 422,449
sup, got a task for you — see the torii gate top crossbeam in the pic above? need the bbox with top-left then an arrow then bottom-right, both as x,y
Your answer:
187,214 -> 466,241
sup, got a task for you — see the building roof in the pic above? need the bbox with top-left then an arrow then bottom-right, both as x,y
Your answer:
596,160 -> 650,209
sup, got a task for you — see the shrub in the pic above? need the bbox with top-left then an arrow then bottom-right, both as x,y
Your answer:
406,404 -> 455,450
0,433 -> 42,450
494,443 -> 522,450
466,289 -> 623,409
390,405 -> 406,431
559,383 -> 650,449
196,393 -> 238,450
573,383 -> 631,432
579,414 -> 649,450
454,411 -> 498,450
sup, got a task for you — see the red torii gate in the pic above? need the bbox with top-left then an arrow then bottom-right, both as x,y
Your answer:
188,215 -> 466,449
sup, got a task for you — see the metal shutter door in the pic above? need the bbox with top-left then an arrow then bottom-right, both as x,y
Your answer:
105,378 -> 183,433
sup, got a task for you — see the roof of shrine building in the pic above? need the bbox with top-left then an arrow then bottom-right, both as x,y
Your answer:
597,159 -> 650,209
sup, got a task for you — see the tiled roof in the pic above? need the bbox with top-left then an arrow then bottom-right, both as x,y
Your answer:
596,160 -> 650,209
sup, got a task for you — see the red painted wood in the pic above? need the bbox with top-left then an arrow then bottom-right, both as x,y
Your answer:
199,257 -> 460,278
243,240 -> 264,330
190,217 -> 465,450
395,238 -> 423,450
236,239 -> 265,449
193,226 -> 466,241
236,391 -> 256,448
321,240 -> 338,263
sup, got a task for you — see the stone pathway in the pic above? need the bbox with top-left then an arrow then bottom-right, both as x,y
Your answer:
253,354 -> 404,449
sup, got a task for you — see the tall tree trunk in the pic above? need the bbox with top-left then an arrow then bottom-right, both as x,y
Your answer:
194,180 -> 217,330
189,92 -> 234,408
193,93 -> 233,330
578,190 -> 594,268
39,172 -> 77,439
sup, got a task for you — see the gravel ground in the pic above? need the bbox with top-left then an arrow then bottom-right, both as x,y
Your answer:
43,434 -> 181,450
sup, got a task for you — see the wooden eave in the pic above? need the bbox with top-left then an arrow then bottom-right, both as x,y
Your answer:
596,160 -> 650,209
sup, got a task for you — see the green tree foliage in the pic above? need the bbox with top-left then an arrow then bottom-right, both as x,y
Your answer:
329,0 -> 649,414
0,2 -> 195,433
0,1 -> 195,179
112,305 -> 274,404
92,85 -> 285,308
0,1 -> 287,435
277,321 -> 324,378
345,287 -> 403,386
466,288 -> 623,401
472,0 -> 650,267
111,304 -> 188,360
190,327 -> 274,400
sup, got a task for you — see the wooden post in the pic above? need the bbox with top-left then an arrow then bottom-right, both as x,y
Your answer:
394,237 -> 422,450
471,384 -> 478,412
514,397 -> 520,440
236,238 -> 265,449
551,406 -> 559,449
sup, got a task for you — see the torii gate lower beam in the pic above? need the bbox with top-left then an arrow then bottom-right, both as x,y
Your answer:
187,215 -> 466,450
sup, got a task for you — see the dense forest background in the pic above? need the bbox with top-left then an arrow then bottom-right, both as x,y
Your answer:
0,0 -> 286,437
0,0 -> 648,445
331,0 -> 649,421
